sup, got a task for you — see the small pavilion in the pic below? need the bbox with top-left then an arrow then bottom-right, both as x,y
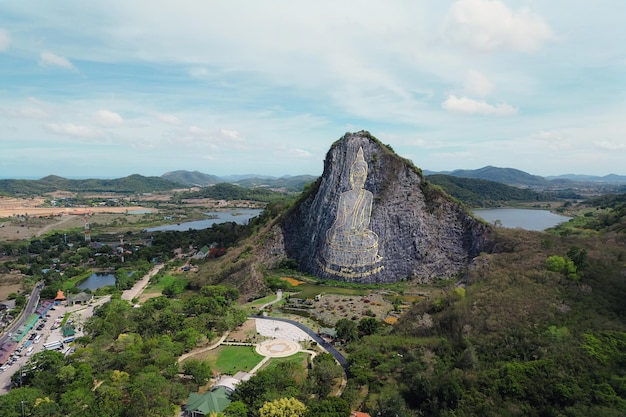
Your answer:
54,290 -> 66,305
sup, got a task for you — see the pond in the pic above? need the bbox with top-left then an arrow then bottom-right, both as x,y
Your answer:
473,208 -> 571,231
145,209 -> 263,232
77,273 -> 116,290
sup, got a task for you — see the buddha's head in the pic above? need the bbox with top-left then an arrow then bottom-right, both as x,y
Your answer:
350,147 -> 368,189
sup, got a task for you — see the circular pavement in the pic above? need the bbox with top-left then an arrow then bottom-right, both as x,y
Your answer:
255,339 -> 301,358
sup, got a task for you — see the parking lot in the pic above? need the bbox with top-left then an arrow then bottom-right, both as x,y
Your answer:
0,296 -> 108,393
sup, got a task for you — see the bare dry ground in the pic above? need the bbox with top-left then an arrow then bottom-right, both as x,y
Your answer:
0,272 -> 24,301
0,207 -> 154,241
228,319 -> 262,343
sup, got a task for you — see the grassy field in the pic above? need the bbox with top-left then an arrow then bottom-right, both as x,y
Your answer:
203,345 -> 264,374
290,283 -> 370,299
260,352 -> 309,371
143,274 -> 182,294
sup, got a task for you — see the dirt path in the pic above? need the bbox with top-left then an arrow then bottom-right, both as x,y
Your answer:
36,215 -> 77,236
121,263 -> 165,302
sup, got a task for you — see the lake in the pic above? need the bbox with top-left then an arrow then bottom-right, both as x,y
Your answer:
145,209 -> 263,232
77,273 -> 116,290
472,208 -> 571,231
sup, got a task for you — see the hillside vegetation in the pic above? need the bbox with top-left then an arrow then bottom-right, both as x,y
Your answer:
426,174 -> 553,207
337,194 -> 626,416
177,183 -> 299,203
0,174 -> 180,196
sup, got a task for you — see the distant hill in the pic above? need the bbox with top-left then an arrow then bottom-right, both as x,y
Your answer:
0,174 -> 180,196
161,170 -> 317,192
178,182 -> 292,203
161,170 -> 222,187
426,175 -> 552,207
233,175 -> 318,192
546,173 -> 626,183
426,166 -> 626,187
447,166 -> 548,187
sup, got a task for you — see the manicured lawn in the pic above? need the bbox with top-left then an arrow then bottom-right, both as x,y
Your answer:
261,352 -> 309,371
292,284 -> 369,299
207,345 -> 264,374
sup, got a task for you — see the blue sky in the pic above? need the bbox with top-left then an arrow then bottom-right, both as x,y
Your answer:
1,1 -> 625,179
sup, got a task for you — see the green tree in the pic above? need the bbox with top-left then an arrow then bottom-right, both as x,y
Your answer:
357,317 -> 381,337
182,359 -> 212,386
568,246 -> 589,271
225,400 -> 249,417
307,353 -> 343,397
335,318 -> 357,343
259,397 -> 307,417
306,397 -> 350,417
546,255 -> 566,272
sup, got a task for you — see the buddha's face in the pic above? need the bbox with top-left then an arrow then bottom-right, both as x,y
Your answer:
350,166 -> 367,189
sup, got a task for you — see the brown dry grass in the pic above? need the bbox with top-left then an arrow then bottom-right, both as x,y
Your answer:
0,207 -> 153,241
227,319 -> 261,342
0,273 -> 24,301
280,277 -> 306,286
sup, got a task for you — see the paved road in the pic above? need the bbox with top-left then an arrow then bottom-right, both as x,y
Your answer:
0,283 -> 41,347
253,316 -> 348,368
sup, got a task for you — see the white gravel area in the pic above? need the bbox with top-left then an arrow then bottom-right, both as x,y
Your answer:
255,318 -> 312,342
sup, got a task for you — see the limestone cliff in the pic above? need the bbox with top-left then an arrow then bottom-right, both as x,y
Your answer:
274,131 -> 492,283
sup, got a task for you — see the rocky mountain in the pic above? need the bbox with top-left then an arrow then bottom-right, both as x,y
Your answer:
264,131 -> 492,283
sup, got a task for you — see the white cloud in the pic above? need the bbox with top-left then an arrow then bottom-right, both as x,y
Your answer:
188,67 -> 210,79
94,110 -> 124,127
464,70 -> 493,97
39,51 -> 77,71
19,106 -> 48,119
442,95 -> 517,115
409,138 -> 446,149
45,122 -> 101,139
0,28 -> 10,51
188,126 -> 210,137
187,126 -> 245,148
287,148 -> 312,158
442,0 -> 554,52
595,140 -> 626,151
219,128 -> 243,142
158,113 -> 181,125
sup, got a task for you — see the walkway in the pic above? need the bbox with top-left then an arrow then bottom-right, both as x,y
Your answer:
258,289 -> 282,311
121,263 -> 165,301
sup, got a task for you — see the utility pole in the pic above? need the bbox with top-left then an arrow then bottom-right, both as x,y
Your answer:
20,400 -> 25,417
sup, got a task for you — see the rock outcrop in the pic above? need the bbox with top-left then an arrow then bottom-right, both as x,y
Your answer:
276,131 -> 491,283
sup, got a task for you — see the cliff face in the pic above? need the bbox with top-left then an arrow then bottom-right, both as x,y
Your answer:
278,131 -> 491,283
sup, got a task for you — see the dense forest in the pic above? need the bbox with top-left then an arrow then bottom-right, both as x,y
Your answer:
177,183 -> 299,203
0,175 -> 179,196
425,174 -> 577,207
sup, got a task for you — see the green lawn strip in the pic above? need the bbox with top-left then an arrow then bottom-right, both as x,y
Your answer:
206,345 -> 264,374
259,352 -> 309,371
244,294 -> 277,308
143,274 -> 180,294
60,312 -> 71,326
62,270 -> 93,290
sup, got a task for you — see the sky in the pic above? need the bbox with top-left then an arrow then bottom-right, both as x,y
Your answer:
1,1 -> 626,179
